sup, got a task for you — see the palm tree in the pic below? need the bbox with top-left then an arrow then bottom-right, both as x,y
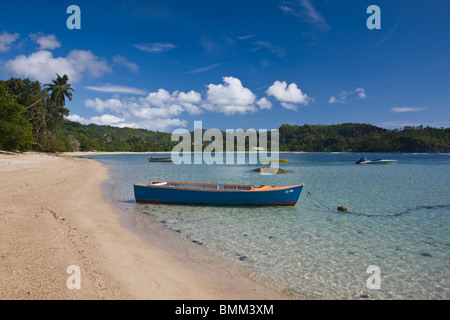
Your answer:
43,73 -> 74,108
22,74 -> 74,151
24,73 -> 74,110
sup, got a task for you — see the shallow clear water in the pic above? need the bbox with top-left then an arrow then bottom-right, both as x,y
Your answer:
88,152 -> 450,299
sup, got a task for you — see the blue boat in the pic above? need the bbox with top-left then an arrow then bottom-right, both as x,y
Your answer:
134,181 -> 304,206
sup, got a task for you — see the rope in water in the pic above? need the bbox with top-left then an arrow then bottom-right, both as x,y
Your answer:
305,188 -> 332,210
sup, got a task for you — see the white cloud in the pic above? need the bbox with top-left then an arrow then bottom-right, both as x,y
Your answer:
80,88 -> 203,131
5,50 -> 75,83
67,50 -> 111,79
68,112 -> 187,132
266,80 -> 311,110
66,114 -> 90,125
177,90 -> 203,115
203,76 -> 257,115
84,98 -> 123,113
256,97 -> 272,110
4,49 -> 111,83
391,107 -> 429,113
354,88 -> 367,99
134,42 -> 176,53
85,84 -> 147,95
144,88 -> 203,115
112,55 -> 139,73
30,33 -> 61,50
90,114 -> 126,126
280,102 -> 299,110
0,31 -> 19,52
178,90 -> 202,104
70,77 -> 315,131
329,88 -> 367,104
328,96 -> 339,104
67,113 -> 138,128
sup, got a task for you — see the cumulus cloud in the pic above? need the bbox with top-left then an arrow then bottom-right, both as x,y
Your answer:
203,77 -> 257,115
0,31 -> 20,52
256,97 -> 272,110
84,98 -> 123,113
354,88 -> 367,99
266,80 -> 311,110
4,49 -> 111,83
145,88 -> 203,115
80,87 -> 203,131
66,114 -> 89,125
70,76 -> 308,131
329,88 -> 367,104
68,112 -> 187,132
90,114 -> 126,126
67,114 -> 138,128
30,33 -> 61,50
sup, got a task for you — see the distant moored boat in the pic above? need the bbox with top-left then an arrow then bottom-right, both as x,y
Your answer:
355,157 -> 398,165
148,156 -> 172,162
260,159 -> 288,163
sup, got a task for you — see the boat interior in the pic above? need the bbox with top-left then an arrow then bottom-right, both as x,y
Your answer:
149,181 -> 254,190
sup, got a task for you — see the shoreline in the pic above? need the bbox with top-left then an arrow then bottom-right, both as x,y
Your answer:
0,151 -> 291,300
67,151 -> 449,156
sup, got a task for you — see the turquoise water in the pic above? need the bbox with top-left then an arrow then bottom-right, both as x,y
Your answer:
88,152 -> 449,299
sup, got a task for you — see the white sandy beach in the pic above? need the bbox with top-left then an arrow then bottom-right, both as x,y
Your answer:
0,151 -> 290,300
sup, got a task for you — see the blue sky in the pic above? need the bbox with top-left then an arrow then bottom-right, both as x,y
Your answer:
1,0 -> 449,132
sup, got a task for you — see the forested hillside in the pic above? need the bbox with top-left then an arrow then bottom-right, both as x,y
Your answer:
61,120 -> 176,152
278,123 -> 450,153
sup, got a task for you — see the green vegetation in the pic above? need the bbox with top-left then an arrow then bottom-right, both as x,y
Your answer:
0,75 -> 72,151
1,76 -> 449,153
278,123 -> 450,153
0,82 -> 33,151
60,120 -> 176,152
58,121 -> 450,153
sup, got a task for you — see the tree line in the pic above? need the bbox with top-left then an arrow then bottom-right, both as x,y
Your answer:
1,76 -> 449,153
0,75 -> 72,151
278,123 -> 450,153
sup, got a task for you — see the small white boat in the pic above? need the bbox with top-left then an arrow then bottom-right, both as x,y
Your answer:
356,157 -> 397,165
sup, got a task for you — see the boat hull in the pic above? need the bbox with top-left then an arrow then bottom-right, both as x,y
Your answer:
148,157 -> 172,162
134,183 -> 303,206
359,160 -> 397,165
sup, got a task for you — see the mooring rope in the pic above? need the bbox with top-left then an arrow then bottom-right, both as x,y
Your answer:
305,188 -> 332,210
